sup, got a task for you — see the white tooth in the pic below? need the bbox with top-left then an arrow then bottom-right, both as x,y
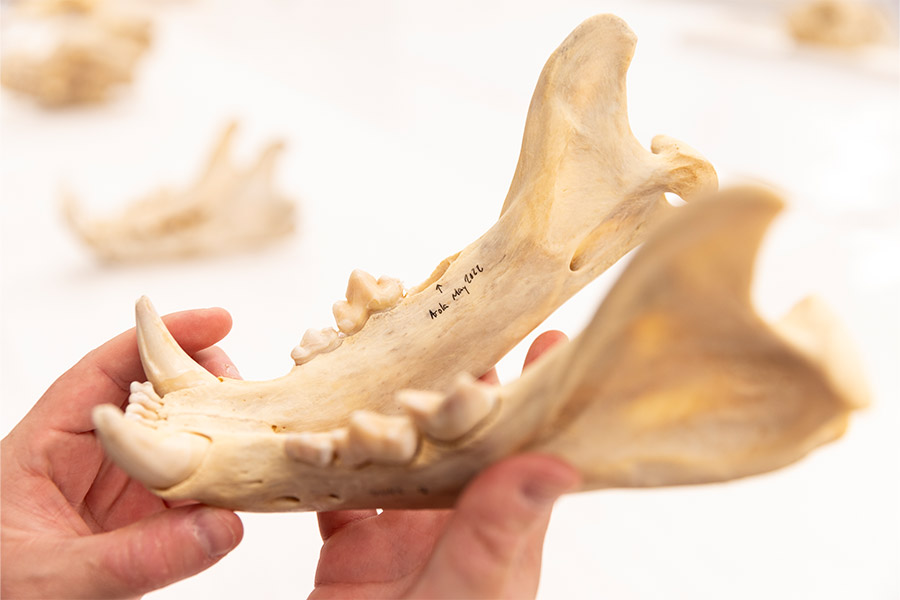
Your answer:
291,328 -> 343,365
333,270 -> 405,335
332,300 -> 368,335
400,372 -> 497,442
135,296 -> 218,396
284,432 -> 335,466
125,402 -> 159,421
92,404 -> 209,490
366,276 -> 404,311
128,380 -> 163,410
334,411 -> 418,467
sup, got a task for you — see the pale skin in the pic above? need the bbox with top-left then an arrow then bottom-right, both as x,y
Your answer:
1,307 -> 578,599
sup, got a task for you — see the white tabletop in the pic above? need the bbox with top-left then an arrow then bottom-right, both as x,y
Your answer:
2,1 -> 897,598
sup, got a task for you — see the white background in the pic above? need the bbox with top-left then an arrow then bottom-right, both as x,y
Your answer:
1,1 -> 898,598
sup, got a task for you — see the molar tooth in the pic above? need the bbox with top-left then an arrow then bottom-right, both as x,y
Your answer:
399,373 -> 497,441
335,411 -> 418,467
284,432 -> 335,466
291,327 -> 343,365
364,275 -> 404,311
333,270 -> 405,335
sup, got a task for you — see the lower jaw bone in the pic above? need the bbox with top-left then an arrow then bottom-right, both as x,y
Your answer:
91,15 -> 865,512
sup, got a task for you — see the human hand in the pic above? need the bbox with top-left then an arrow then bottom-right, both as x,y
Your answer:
309,331 -> 580,599
1,308 -> 244,599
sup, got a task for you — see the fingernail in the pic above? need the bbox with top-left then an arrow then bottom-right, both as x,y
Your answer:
193,508 -> 238,558
520,465 -> 580,508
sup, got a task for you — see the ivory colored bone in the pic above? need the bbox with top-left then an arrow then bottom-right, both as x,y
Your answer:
63,122 -> 296,262
87,15 -> 870,512
92,185 -> 866,511
0,0 -> 152,106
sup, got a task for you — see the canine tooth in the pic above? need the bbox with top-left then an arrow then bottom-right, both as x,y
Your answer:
92,404 -> 208,489
291,328 -> 343,365
400,373 -> 497,441
335,411 -> 418,467
284,432 -> 335,466
135,296 -> 218,396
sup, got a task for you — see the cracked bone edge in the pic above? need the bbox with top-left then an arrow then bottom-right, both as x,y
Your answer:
284,432 -> 335,467
135,296 -> 218,396
291,328 -> 343,366
399,372 -> 498,442
92,404 -> 209,490
333,411 -> 418,467
62,122 -> 296,262
333,270 -> 404,335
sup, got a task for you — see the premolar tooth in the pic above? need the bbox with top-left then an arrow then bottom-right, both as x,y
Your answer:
399,373 -> 497,441
284,432 -> 335,466
334,411 -> 418,467
291,327 -> 343,365
136,296 -> 218,396
92,404 -> 209,490
333,270 -> 404,335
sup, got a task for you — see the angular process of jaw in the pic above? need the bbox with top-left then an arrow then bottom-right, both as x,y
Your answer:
92,15 -> 867,512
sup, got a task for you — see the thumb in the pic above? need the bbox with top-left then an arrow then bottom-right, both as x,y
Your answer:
71,505 -> 243,598
408,454 -> 580,599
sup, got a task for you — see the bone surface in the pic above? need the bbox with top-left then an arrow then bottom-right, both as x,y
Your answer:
787,0 -> 891,48
0,0 -> 152,106
63,122 -> 296,262
88,15 -> 864,513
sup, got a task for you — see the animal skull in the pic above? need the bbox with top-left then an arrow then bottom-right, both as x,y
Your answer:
91,15 -> 865,512
63,122 -> 296,262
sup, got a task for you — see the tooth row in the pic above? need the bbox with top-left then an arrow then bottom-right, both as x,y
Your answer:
291,327 -> 343,366
284,411 -> 418,467
398,373 -> 497,442
125,381 -> 163,425
332,269 -> 404,335
283,373 -> 497,468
